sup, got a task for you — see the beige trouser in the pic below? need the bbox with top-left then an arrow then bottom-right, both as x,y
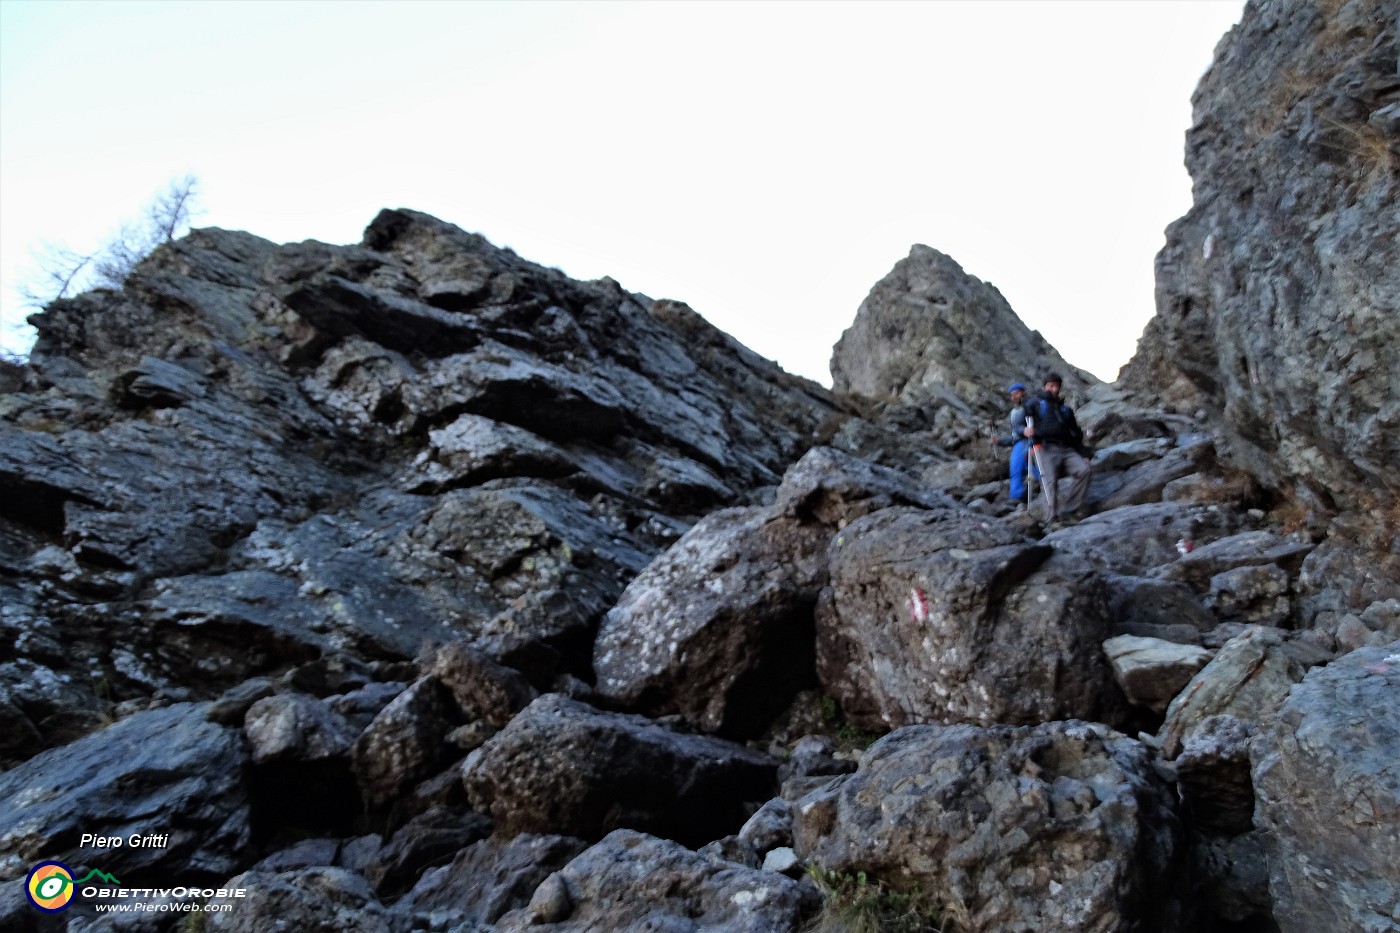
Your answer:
1034,444 -> 1091,520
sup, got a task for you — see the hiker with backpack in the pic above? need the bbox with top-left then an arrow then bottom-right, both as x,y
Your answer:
989,382 -> 1039,507
1021,372 -> 1092,526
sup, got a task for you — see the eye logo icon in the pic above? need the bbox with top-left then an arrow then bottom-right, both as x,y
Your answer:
25,862 -> 122,912
26,861 -> 75,912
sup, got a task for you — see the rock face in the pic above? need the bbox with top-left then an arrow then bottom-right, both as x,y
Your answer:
793,721 -> 1181,932
1252,641 -> 1400,933
830,245 -> 1094,406
1120,0 -> 1400,520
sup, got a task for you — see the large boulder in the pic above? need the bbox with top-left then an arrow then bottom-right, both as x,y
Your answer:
0,703 -> 251,881
1119,0 -> 1400,521
1252,642 -> 1400,933
793,721 -> 1181,931
593,506 -> 829,737
816,507 -> 1127,730
461,694 -> 778,846
495,829 -> 817,932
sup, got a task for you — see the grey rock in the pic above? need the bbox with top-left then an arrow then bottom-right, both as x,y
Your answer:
0,703 -> 250,881
403,412 -> 577,493
326,681 -> 408,733
252,837 -> 342,872
352,678 -> 456,808
817,507 -> 1127,730
425,641 -> 537,729
1154,529 -> 1314,592
593,506 -> 829,737
206,867 -> 405,933
396,833 -> 588,927
364,806 -> 492,897
1158,626 -> 1332,759
771,445 -> 956,528
494,829 -> 816,933
1103,635 -> 1214,714
1119,0 -> 1400,524
462,694 -> 778,846
737,797 -> 795,854
1104,574 -> 1216,643
777,735 -> 855,782
1043,501 -> 1242,576
1208,563 -> 1292,625
1175,714 -> 1256,835
206,677 -> 277,726
793,720 -> 1181,932
1252,641 -> 1400,933
762,846 -> 801,875
1189,831 -> 1274,925
1086,441 -> 1215,513
243,692 -> 359,764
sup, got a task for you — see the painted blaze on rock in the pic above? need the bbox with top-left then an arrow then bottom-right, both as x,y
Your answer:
816,507 -> 1128,730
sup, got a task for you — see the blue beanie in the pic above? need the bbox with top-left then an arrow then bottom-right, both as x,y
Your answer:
1008,383 -> 1026,393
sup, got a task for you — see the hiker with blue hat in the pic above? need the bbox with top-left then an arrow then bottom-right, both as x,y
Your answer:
989,382 -> 1038,504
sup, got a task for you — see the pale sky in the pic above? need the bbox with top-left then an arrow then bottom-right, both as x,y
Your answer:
0,0 -> 1244,384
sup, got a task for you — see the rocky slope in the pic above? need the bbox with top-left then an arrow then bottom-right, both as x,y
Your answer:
2,2 -> 1399,931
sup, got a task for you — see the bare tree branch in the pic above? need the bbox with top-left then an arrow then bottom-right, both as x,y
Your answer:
17,175 -> 201,307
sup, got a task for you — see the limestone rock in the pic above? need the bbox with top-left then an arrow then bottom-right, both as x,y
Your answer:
461,694 -> 778,845
793,721 -> 1181,932
362,806 -> 492,897
1252,641 -> 1400,933
424,641 -> 537,729
243,692 -> 359,764
1175,714 -> 1256,835
352,678 -> 456,808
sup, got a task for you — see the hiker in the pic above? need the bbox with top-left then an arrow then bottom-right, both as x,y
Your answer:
1021,372 -> 1092,525
989,383 -> 1038,504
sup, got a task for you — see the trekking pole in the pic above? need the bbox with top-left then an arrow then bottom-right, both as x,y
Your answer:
1024,416 -> 1035,510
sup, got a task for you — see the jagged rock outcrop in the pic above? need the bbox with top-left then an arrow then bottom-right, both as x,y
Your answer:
1120,0 -> 1400,523
830,244 -> 1094,411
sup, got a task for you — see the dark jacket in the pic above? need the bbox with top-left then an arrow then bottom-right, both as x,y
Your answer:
1022,392 -> 1086,451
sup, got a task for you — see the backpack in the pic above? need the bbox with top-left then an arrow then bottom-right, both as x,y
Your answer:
1031,397 -> 1084,448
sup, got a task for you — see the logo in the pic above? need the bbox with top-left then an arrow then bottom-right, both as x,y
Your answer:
25,862 -> 122,913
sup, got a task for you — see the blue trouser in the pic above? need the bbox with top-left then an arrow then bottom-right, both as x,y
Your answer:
1009,440 -> 1040,500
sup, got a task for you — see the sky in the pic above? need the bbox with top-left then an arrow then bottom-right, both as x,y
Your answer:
0,0 -> 1245,385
